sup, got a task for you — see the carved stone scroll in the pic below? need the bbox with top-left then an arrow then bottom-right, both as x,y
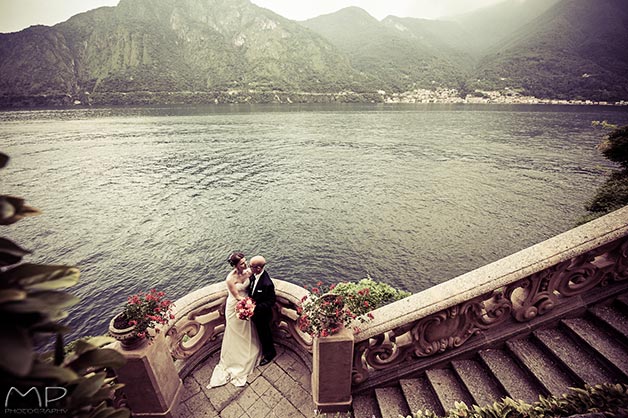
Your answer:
352,233 -> 628,387
167,296 -> 227,360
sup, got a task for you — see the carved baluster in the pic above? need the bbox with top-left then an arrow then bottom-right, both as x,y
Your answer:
352,339 -> 371,385
600,236 -> 628,283
276,297 -> 312,351
167,297 -> 226,359
476,290 -> 512,328
506,265 -> 564,322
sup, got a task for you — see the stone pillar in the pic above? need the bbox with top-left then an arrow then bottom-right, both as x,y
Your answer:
112,332 -> 182,418
311,327 -> 354,412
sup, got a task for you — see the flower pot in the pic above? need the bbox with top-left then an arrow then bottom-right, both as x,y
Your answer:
109,313 -> 147,349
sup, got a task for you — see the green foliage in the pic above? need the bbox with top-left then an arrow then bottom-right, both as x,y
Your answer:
592,120 -> 619,130
298,282 -> 369,338
297,278 -> 409,337
410,383 -> 628,418
598,125 -> 628,169
585,171 -> 628,215
332,278 -> 411,315
583,125 -> 628,222
0,152 -> 129,418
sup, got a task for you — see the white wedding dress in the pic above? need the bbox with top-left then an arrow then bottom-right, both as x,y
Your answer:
208,277 -> 261,387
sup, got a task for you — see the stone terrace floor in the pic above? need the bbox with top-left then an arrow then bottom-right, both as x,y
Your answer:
173,345 -> 350,418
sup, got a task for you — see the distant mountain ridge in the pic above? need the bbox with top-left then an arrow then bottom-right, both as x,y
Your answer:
449,0 -> 562,54
0,0 -> 627,107
474,0 -> 628,101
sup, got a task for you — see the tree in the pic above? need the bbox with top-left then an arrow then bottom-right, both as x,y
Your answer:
583,125 -> 628,222
598,125 -> 628,169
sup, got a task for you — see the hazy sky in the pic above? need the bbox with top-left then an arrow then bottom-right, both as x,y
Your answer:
0,0 -> 506,33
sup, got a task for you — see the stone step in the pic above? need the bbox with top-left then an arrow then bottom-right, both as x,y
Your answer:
400,376 -> 444,417
374,386 -> 410,418
534,327 -> 617,385
615,293 -> 628,312
452,359 -> 506,408
352,392 -> 381,418
507,337 -> 577,396
589,304 -> 628,343
479,348 -> 542,403
425,368 -> 473,413
350,293 -> 628,418
563,318 -> 628,379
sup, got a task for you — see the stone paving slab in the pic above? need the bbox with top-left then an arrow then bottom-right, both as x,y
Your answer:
178,345 -> 349,418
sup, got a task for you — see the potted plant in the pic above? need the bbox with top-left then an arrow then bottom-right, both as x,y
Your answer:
297,278 -> 411,337
109,289 -> 174,349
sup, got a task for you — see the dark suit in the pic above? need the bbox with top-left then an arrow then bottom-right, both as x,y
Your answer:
249,270 -> 276,360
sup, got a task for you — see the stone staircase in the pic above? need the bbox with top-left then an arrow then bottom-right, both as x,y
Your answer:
352,294 -> 628,418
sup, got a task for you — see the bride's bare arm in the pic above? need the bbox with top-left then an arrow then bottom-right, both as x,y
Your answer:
226,275 -> 243,301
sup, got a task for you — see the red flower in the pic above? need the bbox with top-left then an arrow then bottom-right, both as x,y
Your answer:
120,289 -> 175,342
297,280 -> 378,338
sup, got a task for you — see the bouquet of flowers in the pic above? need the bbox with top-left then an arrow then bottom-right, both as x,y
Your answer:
236,297 -> 256,320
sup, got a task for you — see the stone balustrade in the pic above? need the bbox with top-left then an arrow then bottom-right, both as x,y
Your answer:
112,206 -> 628,415
350,206 -> 628,391
164,278 -> 312,378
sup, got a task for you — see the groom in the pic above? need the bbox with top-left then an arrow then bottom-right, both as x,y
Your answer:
248,255 -> 277,365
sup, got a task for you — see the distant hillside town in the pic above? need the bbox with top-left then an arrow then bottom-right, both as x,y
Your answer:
385,88 -> 628,106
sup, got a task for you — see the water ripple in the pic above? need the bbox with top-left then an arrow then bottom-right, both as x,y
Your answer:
1,103 -> 627,342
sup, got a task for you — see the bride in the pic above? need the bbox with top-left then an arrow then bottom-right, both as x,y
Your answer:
207,252 -> 261,388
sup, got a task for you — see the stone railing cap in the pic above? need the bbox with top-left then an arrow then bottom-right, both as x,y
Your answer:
355,205 -> 628,341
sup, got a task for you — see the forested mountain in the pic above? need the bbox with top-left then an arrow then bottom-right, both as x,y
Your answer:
474,0 -> 628,101
449,0 -> 561,54
0,0 -> 626,106
0,0 -> 365,106
301,8 -> 471,92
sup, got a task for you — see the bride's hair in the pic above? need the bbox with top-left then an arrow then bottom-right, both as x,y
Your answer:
228,252 -> 245,267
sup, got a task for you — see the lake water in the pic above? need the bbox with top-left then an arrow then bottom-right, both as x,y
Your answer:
1,103 -> 627,341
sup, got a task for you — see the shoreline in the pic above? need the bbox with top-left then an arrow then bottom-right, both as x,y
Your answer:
0,88 -> 626,110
